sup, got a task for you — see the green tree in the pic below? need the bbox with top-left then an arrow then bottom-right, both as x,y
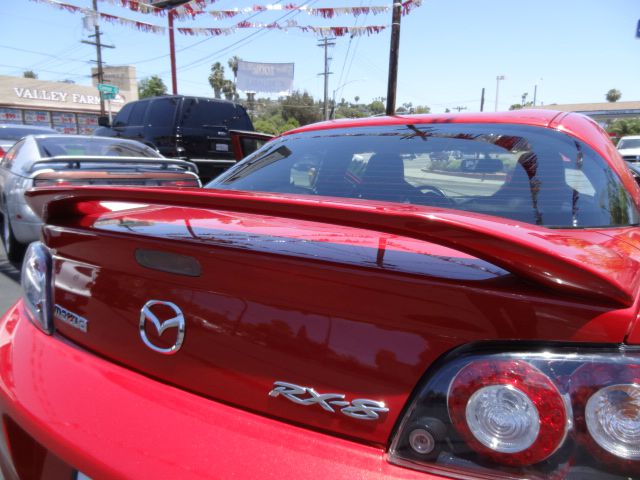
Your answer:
253,113 -> 299,135
137,75 -> 167,98
608,118 -> 640,139
334,104 -> 367,119
369,99 -> 385,115
606,88 -> 622,103
509,101 -> 533,111
414,105 -> 430,114
222,79 -> 237,101
208,62 -> 225,99
281,91 -> 322,126
23,70 -> 37,79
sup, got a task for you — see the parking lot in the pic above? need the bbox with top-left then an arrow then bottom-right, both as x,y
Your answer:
0,249 -> 20,314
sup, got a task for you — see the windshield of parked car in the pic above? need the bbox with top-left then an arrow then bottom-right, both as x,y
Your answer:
617,138 -> 640,149
208,123 -> 639,228
36,136 -> 162,158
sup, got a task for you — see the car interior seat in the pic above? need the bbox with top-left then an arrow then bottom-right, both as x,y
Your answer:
357,152 -> 416,202
496,151 -> 577,226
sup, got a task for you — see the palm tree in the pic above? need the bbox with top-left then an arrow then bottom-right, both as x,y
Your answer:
208,62 -> 225,99
228,56 -> 241,84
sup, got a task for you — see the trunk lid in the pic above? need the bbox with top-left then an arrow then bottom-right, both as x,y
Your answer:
26,186 -> 640,445
29,155 -> 201,187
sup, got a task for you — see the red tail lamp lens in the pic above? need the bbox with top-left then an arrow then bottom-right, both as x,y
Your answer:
33,179 -> 73,187
159,180 -> 199,187
448,359 -> 567,466
571,363 -> 640,471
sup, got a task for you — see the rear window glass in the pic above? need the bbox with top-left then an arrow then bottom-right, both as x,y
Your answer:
181,98 -> 253,130
148,97 -> 178,128
0,126 -> 55,140
128,101 -> 149,126
617,138 -> 640,149
113,102 -> 134,127
36,137 -> 161,158
209,124 -> 640,228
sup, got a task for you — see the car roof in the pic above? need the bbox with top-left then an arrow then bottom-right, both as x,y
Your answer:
0,123 -> 56,132
619,135 -> 640,140
30,134 -> 148,143
141,95 -> 240,106
283,109 -> 565,136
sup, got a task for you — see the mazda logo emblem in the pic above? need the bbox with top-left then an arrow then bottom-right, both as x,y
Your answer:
139,300 -> 186,354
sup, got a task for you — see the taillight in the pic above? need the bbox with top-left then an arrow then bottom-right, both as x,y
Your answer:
21,242 -> 53,334
389,347 -> 640,479
33,179 -> 73,187
157,179 -> 200,187
571,363 -> 640,467
0,146 -> 5,158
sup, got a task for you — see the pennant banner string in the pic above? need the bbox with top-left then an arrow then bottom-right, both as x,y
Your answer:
95,0 -> 422,20
29,0 -> 419,36
178,24 -> 387,37
29,0 -> 166,33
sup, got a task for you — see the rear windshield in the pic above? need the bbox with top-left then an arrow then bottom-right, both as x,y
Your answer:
181,98 -> 253,130
0,126 -> 55,140
36,137 -> 161,158
617,138 -> 640,149
208,123 -> 640,228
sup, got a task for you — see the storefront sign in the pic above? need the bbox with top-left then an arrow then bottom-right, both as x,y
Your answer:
12,87 -> 125,106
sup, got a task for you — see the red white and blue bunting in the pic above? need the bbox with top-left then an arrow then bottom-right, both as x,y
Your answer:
96,0 -> 422,20
29,0 -> 421,36
29,0 -> 165,32
178,24 -> 387,37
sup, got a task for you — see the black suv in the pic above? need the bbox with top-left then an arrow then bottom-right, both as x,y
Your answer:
94,95 -> 271,183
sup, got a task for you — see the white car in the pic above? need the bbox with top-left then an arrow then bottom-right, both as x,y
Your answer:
616,135 -> 640,162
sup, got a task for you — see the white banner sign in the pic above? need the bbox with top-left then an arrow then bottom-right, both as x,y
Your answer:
237,61 -> 294,94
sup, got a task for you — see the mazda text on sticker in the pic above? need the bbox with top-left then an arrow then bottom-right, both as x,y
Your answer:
1,110 -> 640,479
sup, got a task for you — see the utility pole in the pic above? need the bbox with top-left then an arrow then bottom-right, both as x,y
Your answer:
82,0 -> 114,116
533,84 -> 538,106
386,0 -> 402,115
318,37 -> 335,121
169,9 -> 177,94
151,1 -> 191,95
480,87 -> 485,112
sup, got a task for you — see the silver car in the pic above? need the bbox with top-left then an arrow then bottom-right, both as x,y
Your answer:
0,124 -> 57,156
0,134 -> 200,264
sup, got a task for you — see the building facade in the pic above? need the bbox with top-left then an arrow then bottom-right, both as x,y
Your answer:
0,66 -> 138,134
536,101 -> 640,125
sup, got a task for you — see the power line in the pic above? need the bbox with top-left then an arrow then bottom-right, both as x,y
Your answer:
0,63 -> 90,79
174,0 -> 319,74
335,0 -> 370,94
0,44 -> 91,65
130,0 -> 288,68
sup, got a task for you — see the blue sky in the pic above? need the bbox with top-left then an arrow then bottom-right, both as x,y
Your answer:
2,0 -> 639,112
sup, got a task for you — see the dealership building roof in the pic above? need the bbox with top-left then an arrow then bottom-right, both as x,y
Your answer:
535,101 -> 640,121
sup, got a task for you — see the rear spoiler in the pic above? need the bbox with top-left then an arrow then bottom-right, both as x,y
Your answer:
28,156 -> 198,174
25,186 -> 640,307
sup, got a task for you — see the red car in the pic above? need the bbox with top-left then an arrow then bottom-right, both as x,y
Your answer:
1,110 -> 639,479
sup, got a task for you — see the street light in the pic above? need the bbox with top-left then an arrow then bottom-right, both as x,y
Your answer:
495,75 -> 505,112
